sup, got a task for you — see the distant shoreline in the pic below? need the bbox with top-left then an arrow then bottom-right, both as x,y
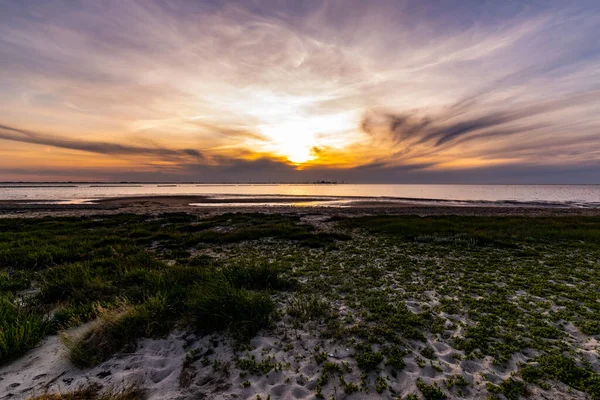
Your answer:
1,194 -> 600,218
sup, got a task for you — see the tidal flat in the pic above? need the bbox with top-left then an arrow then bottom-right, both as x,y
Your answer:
1,212 -> 600,399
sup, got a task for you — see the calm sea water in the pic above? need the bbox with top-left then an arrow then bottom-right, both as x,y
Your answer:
0,184 -> 599,208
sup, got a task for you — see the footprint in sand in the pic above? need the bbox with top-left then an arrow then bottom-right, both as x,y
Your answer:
291,386 -> 309,399
150,366 -> 175,383
269,384 -> 288,397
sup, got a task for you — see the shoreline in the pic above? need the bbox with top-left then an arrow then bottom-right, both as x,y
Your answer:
1,194 -> 600,218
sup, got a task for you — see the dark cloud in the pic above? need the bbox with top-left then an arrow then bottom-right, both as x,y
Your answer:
362,90 -> 600,150
0,124 -> 202,160
3,159 -> 599,185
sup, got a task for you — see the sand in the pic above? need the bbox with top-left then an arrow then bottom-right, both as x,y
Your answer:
1,197 -> 599,399
0,314 -> 589,399
1,194 -> 599,219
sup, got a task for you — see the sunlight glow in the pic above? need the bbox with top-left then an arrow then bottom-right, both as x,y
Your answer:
1,0 -> 598,181
259,120 -> 317,164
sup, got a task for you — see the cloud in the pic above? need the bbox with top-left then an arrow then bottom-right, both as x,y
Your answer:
0,124 -> 203,160
360,89 -> 600,164
0,0 -> 599,181
4,158 -> 599,185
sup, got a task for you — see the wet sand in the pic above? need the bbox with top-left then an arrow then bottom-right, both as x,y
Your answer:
1,195 -> 600,218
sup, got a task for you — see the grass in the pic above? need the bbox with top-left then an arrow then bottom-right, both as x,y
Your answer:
189,279 -> 276,339
0,214 -> 314,366
520,353 -> 600,399
487,378 -> 528,400
339,215 -> 600,246
3,213 -> 600,399
286,294 -> 330,323
235,355 -> 279,375
62,297 -> 174,367
0,295 -> 49,364
27,382 -> 145,399
355,344 -> 384,371
416,378 -> 447,400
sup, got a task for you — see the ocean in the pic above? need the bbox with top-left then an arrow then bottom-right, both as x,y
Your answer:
0,183 -> 599,208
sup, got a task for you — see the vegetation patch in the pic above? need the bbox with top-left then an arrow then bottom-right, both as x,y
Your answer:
3,213 -> 600,399
26,382 -> 145,400
416,378 -> 447,400
0,295 -> 49,364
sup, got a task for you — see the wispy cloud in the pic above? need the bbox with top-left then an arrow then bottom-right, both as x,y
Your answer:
0,0 -> 599,181
361,90 -> 600,150
0,124 -> 202,160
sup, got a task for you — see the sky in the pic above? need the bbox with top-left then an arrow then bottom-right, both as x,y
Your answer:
0,0 -> 599,183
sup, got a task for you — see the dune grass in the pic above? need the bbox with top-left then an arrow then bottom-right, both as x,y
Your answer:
3,213 -> 600,398
0,295 -> 49,364
27,382 -> 145,400
1,213 -> 336,366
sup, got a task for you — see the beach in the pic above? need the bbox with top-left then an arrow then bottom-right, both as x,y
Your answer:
1,194 -> 600,219
3,0 -> 599,397
0,200 -> 599,399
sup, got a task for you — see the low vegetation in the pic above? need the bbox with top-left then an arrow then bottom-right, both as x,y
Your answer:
0,294 -> 49,363
2,213 -> 600,399
26,382 -> 144,400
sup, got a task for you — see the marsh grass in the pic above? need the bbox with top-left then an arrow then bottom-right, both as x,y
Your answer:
416,378 -> 447,400
62,297 -> 175,367
520,353 -> 600,399
3,213 -> 600,399
0,270 -> 34,293
486,378 -> 528,400
341,215 -> 600,246
49,302 -> 106,332
27,382 -> 145,400
0,295 -> 49,364
354,344 -> 383,371
220,262 -> 292,290
0,214 -> 303,367
189,280 -> 275,339
286,294 -> 330,323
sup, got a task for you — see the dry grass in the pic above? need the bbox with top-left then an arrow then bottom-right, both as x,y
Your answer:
27,382 -> 145,399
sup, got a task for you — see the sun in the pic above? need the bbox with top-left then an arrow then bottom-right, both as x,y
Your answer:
237,91 -> 359,165
259,120 -> 318,164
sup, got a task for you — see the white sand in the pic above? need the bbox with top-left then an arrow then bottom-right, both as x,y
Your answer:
0,317 -> 590,400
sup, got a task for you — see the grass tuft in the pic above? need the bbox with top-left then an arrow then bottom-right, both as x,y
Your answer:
286,294 -> 330,323
62,297 -> 174,367
189,280 -> 275,340
27,382 -> 145,400
0,295 -> 49,364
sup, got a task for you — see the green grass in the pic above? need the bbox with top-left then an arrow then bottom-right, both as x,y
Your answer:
62,296 -> 175,367
3,213 -> 600,399
416,378 -> 447,400
0,295 -> 49,364
0,213 -> 310,366
487,378 -> 528,400
0,270 -> 34,293
189,279 -> 276,339
220,261 -> 291,290
340,215 -> 600,246
235,355 -> 279,375
286,294 -> 330,323
355,344 -> 383,371
520,353 -> 600,399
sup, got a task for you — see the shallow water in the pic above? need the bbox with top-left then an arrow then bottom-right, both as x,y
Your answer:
0,183 -> 599,208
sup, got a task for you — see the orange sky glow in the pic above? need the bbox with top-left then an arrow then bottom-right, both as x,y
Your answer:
1,1 -> 599,182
